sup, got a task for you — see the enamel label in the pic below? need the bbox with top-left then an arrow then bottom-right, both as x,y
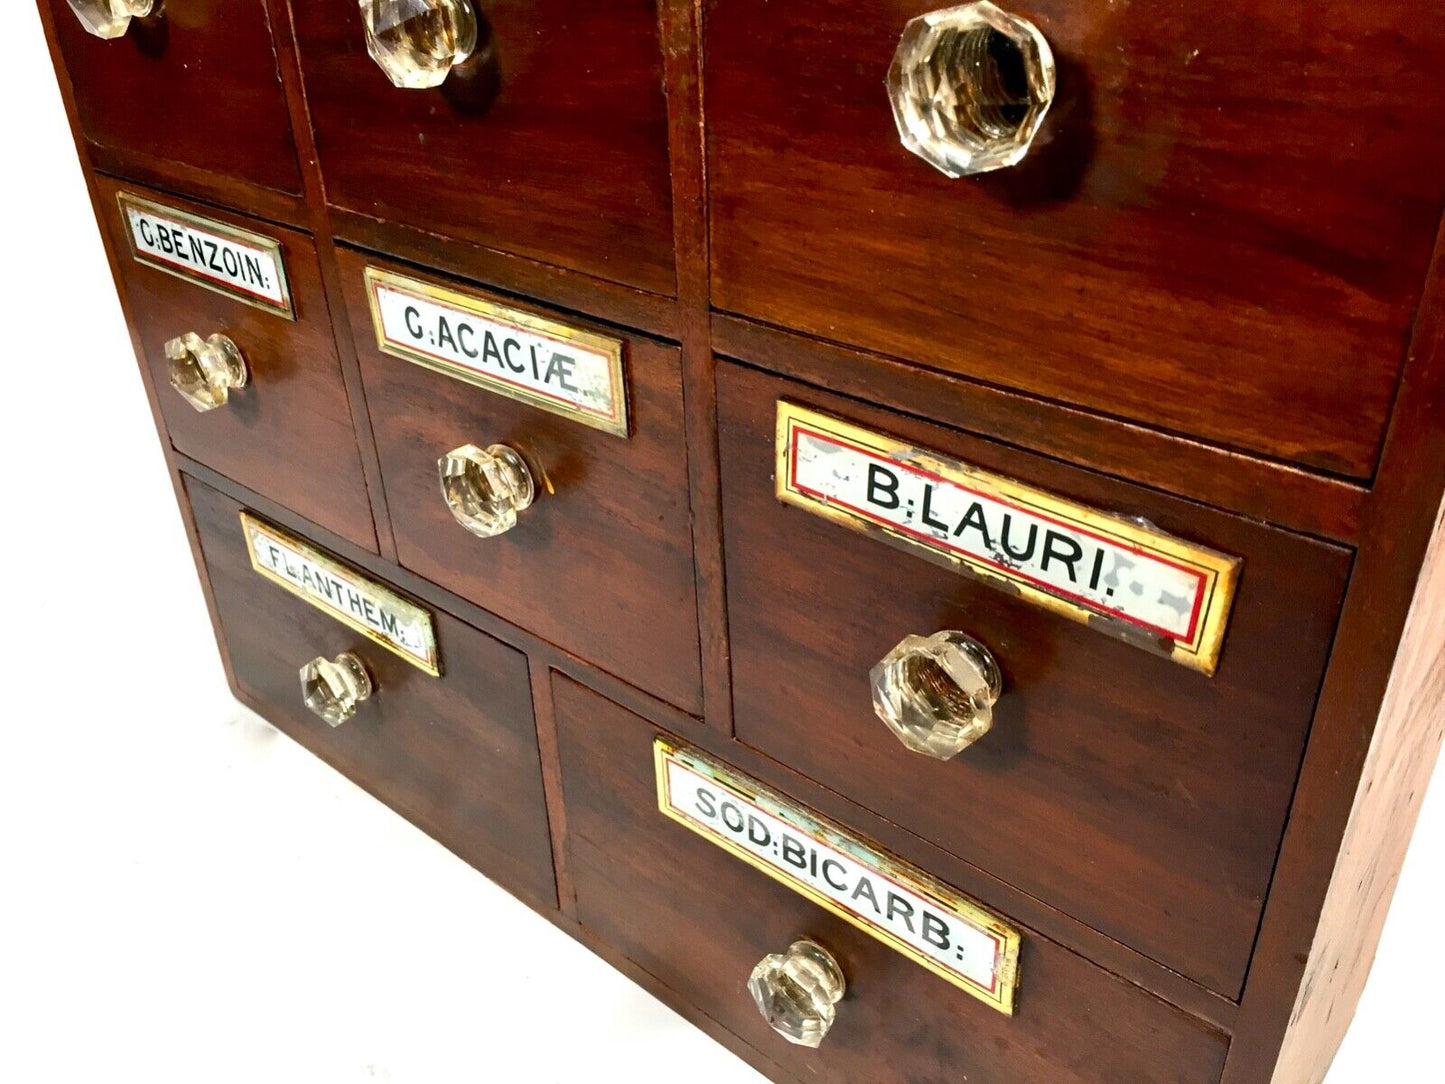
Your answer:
365,267 -> 629,437
776,402 -> 1241,674
656,740 -> 1021,1014
242,514 -> 439,675
118,193 -> 293,318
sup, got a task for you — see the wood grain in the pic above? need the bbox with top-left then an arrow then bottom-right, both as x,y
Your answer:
705,0 -> 1445,477
717,360 -> 1350,997
553,673 -> 1230,1084
185,474 -> 557,912
290,0 -> 676,297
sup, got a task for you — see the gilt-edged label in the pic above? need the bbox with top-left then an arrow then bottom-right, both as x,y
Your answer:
241,514 -> 439,676
364,266 -> 629,437
656,739 -> 1021,1014
117,193 -> 293,319
776,402 -> 1241,674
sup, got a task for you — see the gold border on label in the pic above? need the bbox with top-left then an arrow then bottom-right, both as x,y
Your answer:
655,738 -> 1022,1015
363,266 -> 629,438
775,402 -> 1242,675
240,513 -> 440,676
116,193 -> 295,320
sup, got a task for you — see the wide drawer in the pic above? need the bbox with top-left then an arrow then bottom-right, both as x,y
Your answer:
98,178 -> 376,552
290,0 -> 675,296
184,475 -> 557,910
45,0 -> 301,198
716,360 -> 1351,997
705,0 -> 1445,477
337,249 -> 703,714
553,675 -> 1230,1083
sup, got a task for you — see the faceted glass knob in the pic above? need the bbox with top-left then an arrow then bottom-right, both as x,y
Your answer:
66,0 -> 154,39
887,2 -> 1056,177
299,653 -> 374,728
360,0 -> 478,90
748,940 -> 846,1049
438,443 -> 536,539
164,332 -> 248,413
871,630 -> 1004,760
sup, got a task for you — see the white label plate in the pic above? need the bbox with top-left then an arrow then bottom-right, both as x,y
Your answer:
656,739 -> 1022,1014
776,402 -> 1241,674
365,266 -> 628,437
118,193 -> 293,318
242,514 -> 439,675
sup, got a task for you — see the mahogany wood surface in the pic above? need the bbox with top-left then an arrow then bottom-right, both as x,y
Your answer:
46,0 -> 302,200
705,0 -> 1445,478
336,248 -> 704,716
717,360 -> 1351,997
553,673 -> 1231,1084
94,175 -> 377,553
289,0 -> 676,297
184,474 -> 557,913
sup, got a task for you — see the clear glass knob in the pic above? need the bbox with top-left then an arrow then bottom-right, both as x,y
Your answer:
164,332 -> 248,413
299,653 -> 374,728
360,0 -> 478,89
66,0 -> 154,39
871,630 -> 1004,760
438,443 -> 536,539
887,2 -> 1056,177
748,940 -> 846,1049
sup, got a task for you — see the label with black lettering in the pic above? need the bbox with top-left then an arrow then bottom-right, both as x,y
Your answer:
242,514 -> 439,676
365,266 -> 628,437
118,193 -> 293,318
776,402 -> 1241,674
655,739 -> 1021,1014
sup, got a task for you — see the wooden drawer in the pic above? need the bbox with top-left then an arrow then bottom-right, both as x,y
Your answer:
705,0 -> 1445,478
716,360 -> 1351,998
184,475 -> 557,911
98,178 -> 376,553
290,0 -> 675,296
553,674 -> 1230,1083
44,0 -> 301,199
336,249 -> 702,714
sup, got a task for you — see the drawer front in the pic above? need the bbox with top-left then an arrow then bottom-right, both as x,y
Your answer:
553,675 -> 1229,1084
716,361 -> 1351,997
185,476 -> 557,910
338,249 -> 702,714
291,0 -> 675,296
706,1 -> 1445,477
98,178 -> 376,553
46,0 -> 301,195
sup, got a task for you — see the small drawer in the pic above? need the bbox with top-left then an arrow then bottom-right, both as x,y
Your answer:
336,249 -> 702,715
553,675 -> 1229,1083
716,361 -> 1351,997
184,476 -> 557,910
290,0 -> 675,295
46,0 -> 301,198
97,178 -> 376,553
705,1 -> 1445,477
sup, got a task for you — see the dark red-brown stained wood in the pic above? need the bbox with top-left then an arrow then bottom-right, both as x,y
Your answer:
95,177 -> 378,554
715,361 -> 1351,999
289,0 -> 675,297
43,0 -> 302,203
335,248 -> 703,715
552,674 -> 1230,1084
184,475 -> 558,911
704,0 -> 1445,478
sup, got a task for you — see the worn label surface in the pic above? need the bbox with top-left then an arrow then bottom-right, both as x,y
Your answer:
118,193 -> 293,318
242,514 -> 439,675
365,266 -> 628,436
776,402 -> 1241,673
656,739 -> 1021,1014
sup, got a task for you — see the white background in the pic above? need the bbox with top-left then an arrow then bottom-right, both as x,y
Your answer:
1,5 -> 1440,1082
